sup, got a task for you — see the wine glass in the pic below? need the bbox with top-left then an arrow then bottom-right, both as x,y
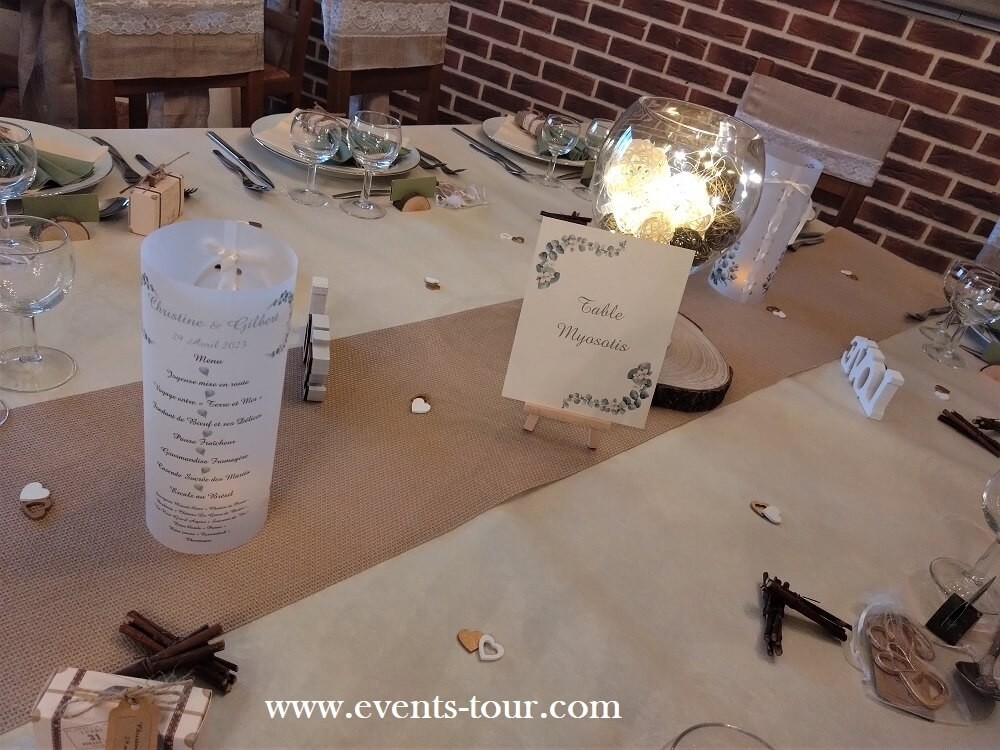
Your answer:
919,260 -> 997,343
0,122 -> 38,244
533,114 -> 580,189
573,118 -> 612,200
0,216 -> 76,392
341,110 -> 402,220
288,111 -> 342,207
931,470 -> 1000,615
922,269 -> 1000,368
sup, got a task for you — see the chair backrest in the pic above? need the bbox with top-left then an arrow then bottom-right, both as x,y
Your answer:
738,58 -> 907,227
320,0 -> 449,71
264,0 -> 314,82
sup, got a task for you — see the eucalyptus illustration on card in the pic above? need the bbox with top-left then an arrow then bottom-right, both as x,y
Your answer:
502,218 -> 693,429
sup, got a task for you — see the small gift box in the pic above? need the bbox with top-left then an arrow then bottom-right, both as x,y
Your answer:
129,170 -> 184,237
31,667 -> 211,750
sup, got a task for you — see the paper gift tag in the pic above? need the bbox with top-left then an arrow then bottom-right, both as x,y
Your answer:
105,696 -> 159,750
22,194 -> 99,223
390,175 -> 437,202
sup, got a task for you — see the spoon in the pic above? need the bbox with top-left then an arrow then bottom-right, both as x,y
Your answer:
955,619 -> 1000,700
98,196 -> 129,220
213,150 -> 268,192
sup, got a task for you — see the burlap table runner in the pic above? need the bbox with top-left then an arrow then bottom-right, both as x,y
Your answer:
0,229 -> 939,732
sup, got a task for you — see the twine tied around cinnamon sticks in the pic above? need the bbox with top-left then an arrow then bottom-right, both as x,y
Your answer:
116,611 -> 237,694
61,680 -> 192,719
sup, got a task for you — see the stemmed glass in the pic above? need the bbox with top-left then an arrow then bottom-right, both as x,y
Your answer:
0,216 -> 76,392
288,111 -> 342,207
919,259 -> 996,342
0,122 -> 37,241
922,269 -> 1000,368
341,110 -> 402,220
573,118 -> 612,200
931,470 -> 1000,615
0,122 -> 39,423
534,114 -> 580,189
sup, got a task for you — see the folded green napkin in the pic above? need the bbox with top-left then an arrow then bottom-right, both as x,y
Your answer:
535,133 -> 588,161
31,150 -> 95,190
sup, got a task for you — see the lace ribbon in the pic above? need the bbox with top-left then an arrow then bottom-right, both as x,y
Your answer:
76,0 -> 263,35
737,114 -> 882,187
321,0 -> 450,38
743,178 -> 812,295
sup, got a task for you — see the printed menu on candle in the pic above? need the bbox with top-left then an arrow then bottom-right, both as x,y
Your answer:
140,220 -> 296,554
502,218 -> 693,428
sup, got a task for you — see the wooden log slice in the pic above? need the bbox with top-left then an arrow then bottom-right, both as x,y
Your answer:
653,314 -> 732,412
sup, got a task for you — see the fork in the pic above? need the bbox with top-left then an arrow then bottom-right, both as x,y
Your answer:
213,150 -> 269,192
417,149 -> 465,176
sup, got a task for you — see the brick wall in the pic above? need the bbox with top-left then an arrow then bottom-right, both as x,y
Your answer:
302,0 -> 999,271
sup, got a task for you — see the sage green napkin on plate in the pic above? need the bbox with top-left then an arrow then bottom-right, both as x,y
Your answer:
535,133 -> 588,162
32,151 -> 95,190
325,140 -> 410,168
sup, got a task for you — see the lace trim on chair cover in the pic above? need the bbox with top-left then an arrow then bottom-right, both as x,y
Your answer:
322,0 -> 450,38
737,113 -> 883,187
76,0 -> 264,35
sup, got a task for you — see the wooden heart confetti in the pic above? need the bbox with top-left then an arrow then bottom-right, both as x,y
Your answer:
424,276 -> 441,291
751,501 -> 782,525
512,236 -> 525,244
934,384 -> 951,400
411,397 -> 431,414
457,629 -> 483,653
19,482 -> 52,520
840,269 -> 859,281
478,634 -> 504,662
19,482 -> 50,502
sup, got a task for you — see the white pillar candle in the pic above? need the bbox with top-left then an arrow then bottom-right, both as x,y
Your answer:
140,220 -> 297,553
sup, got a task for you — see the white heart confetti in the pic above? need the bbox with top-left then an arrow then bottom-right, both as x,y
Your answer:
478,634 -> 504,662
762,506 -> 782,524
411,397 -> 431,415
772,310 -> 786,319
424,276 -> 441,290
19,482 -> 50,502
499,232 -> 513,240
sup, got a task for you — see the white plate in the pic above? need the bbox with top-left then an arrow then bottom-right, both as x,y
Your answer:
481,116 -> 587,167
7,118 -> 114,197
250,114 -> 420,177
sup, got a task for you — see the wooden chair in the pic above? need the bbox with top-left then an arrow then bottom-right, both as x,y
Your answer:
76,0 -> 265,128
739,58 -> 908,228
262,0 -> 315,110
319,0 -> 448,124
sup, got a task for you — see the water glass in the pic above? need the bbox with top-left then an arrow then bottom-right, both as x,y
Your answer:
534,114 -> 580,189
922,269 -> 1000,368
0,216 -> 76,392
341,111 -> 402,220
0,121 -> 38,241
919,259 -> 995,343
288,111 -> 342,207
573,118 -> 612,200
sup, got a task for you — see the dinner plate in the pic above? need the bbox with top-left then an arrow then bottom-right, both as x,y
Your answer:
481,116 -> 587,167
250,114 -> 420,177
7,118 -> 114,197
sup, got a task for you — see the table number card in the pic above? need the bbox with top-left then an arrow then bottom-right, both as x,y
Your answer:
140,220 -> 297,554
503,218 -> 694,428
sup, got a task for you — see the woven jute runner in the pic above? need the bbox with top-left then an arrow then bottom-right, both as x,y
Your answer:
0,230 -> 939,731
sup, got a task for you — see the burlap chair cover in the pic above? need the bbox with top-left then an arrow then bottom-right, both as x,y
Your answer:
736,73 -> 901,188
320,0 -> 449,71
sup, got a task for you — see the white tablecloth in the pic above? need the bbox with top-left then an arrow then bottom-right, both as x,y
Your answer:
1,125 -> 998,749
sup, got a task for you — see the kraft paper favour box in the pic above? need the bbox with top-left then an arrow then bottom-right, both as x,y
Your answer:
129,172 -> 184,236
31,667 -> 212,750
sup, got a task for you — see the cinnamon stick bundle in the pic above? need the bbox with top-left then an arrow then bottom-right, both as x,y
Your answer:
938,410 -> 1000,457
117,612 -> 237,693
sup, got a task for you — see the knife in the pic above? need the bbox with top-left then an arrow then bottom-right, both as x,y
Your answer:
90,136 -> 142,184
206,131 -> 274,189
450,127 -> 525,174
